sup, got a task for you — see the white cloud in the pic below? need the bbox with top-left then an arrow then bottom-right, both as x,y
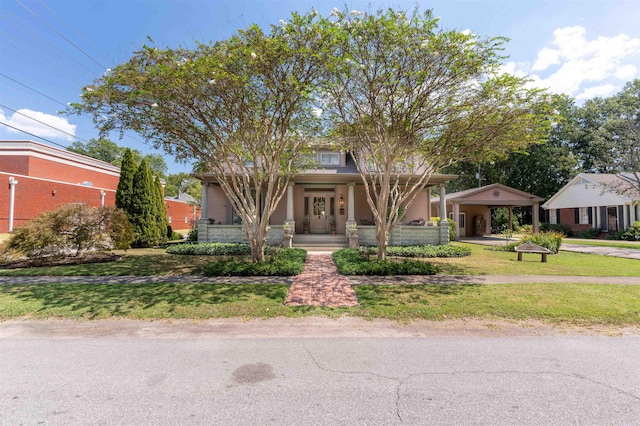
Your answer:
576,84 -> 617,100
505,25 -> 640,99
0,109 -> 76,141
531,48 -> 560,71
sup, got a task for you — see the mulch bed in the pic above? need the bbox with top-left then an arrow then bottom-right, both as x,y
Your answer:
0,252 -> 122,269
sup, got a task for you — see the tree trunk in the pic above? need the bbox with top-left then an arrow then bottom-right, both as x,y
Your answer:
376,221 -> 388,261
248,229 -> 266,263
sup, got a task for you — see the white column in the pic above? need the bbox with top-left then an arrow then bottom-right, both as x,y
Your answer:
8,176 -> 18,232
623,204 -> 629,228
200,182 -> 208,221
286,183 -> 295,222
532,202 -> 539,233
347,183 -> 355,222
594,206 -> 600,229
426,190 -> 432,220
439,185 -> 447,223
100,190 -> 106,207
453,202 -> 460,240
630,202 -> 637,224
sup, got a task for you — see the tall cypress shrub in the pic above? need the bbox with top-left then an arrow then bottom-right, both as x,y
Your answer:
129,159 -> 160,247
115,148 -> 137,213
154,175 -> 169,243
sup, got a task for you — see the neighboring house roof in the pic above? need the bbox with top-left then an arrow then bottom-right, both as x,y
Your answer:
542,173 -> 640,209
166,192 -> 197,204
432,183 -> 544,206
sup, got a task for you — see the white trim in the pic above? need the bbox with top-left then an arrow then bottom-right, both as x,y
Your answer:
0,171 -> 116,192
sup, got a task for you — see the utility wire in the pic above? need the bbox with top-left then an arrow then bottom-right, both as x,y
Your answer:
0,121 -> 69,149
14,0 -> 107,70
0,102 -> 91,144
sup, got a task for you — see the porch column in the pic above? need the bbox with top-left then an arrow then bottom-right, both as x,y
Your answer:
630,202 -> 637,224
508,207 -> 513,235
532,202 -> 539,233
8,176 -> 18,232
426,190 -> 432,220
623,203 -> 629,228
347,183 -> 355,222
439,185 -> 447,223
199,182 -> 208,221
452,202 -> 460,240
594,206 -> 600,229
286,183 -> 295,222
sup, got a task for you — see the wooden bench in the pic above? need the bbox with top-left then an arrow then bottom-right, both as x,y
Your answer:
514,241 -> 552,263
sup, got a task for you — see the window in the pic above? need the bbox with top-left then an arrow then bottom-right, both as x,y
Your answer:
579,207 -> 589,225
185,215 -> 189,223
320,153 -> 340,166
549,209 -> 557,224
168,215 -> 172,224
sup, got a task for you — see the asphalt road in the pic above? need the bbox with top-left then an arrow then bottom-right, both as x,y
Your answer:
1,320 -> 639,425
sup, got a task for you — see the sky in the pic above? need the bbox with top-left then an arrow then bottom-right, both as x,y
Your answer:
1,0 -> 639,175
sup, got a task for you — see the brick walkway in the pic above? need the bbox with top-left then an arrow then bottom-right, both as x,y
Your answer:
285,253 -> 359,307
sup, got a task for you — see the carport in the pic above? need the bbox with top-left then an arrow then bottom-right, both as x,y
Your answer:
431,183 -> 544,240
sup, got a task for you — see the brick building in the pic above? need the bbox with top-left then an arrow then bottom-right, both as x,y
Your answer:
1,140 -> 198,233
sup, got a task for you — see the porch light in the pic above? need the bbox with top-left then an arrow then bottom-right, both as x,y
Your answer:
339,195 -> 344,209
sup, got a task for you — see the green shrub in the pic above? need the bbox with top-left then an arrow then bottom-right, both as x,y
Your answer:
504,231 -> 564,254
430,217 -> 456,241
615,221 -> 640,241
333,249 -> 438,275
166,242 -> 252,256
202,248 -> 306,276
581,227 -> 600,239
518,224 -> 533,234
540,222 -> 573,237
187,226 -> 198,242
358,244 -> 470,258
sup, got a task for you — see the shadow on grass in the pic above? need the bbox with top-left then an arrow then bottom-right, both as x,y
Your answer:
2,283 -> 289,318
356,284 -> 481,307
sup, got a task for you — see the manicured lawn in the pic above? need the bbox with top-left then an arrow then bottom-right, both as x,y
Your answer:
428,243 -> 640,276
1,282 -> 639,325
563,239 -> 640,250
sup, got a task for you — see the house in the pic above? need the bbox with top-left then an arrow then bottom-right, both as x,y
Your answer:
197,150 -> 457,246
430,183 -> 544,240
542,173 -> 640,235
0,140 -> 198,233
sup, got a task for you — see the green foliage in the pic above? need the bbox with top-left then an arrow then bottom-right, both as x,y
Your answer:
581,228 -> 601,239
540,222 -> 573,237
1,204 -> 132,260
154,175 -> 168,244
332,249 -> 438,275
187,226 -> 198,242
430,217 -> 456,242
615,222 -> 640,241
164,173 -> 201,201
504,231 -> 565,254
115,148 -> 137,212
491,208 -> 521,233
202,248 -> 307,276
166,242 -> 252,256
358,245 -> 471,258
129,159 -> 161,247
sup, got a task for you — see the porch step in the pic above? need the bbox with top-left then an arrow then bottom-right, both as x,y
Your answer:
292,234 -> 348,250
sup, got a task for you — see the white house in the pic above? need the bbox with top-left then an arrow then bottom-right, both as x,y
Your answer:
542,173 -> 640,235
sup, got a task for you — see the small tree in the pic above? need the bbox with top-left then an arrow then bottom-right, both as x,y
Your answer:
115,148 -> 137,213
154,175 -> 169,244
130,159 -> 160,247
2,203 -> 133,259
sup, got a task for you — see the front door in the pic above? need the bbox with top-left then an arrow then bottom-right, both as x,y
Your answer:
310,196 -> 328,233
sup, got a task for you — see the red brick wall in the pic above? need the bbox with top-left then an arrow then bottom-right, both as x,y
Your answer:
165,199 -> 199,230
27,157 -> 120,188
557,208 -> 592,234
0,174 -> 116,232
0,156 -> 29,175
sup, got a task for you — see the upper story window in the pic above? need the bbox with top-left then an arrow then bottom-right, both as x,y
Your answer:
320,152 -> 341,166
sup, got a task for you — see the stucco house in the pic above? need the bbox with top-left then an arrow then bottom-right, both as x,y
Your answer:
197,149 -> 457,246
1,140 -> 198,233
431,183 -> 544,240
542,173 -> 640,235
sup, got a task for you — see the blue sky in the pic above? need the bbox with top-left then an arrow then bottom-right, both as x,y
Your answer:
1,0 -> 639,175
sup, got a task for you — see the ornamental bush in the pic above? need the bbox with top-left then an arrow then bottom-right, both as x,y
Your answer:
504,231 -> 564,254
358,244 -> 471,258
333,249 -> 438,275
166,242 -> 252,256
202,248 -> 307,276
615,221 -> 640,241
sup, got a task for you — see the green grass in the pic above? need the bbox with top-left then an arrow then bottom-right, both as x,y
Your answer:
1,281 -> 639,325
563,239 -> 640,250
427,243 -> 640,277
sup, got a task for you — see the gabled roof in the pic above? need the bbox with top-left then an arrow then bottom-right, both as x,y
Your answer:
542,173 -> 640,209
433,183 -> 544,206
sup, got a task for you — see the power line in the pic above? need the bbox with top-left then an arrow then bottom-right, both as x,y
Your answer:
0,102 -> 92,144
0,121 -> 69,149
14,0 -> 107,70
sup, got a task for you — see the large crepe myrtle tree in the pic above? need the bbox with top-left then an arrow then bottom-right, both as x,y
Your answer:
320,7 -> 553,260
70,11 -> 331,262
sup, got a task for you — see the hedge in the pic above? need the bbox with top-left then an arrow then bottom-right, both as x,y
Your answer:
333,249 -> 438,275
202,248 -> 307,276
359,244 -> 471,258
